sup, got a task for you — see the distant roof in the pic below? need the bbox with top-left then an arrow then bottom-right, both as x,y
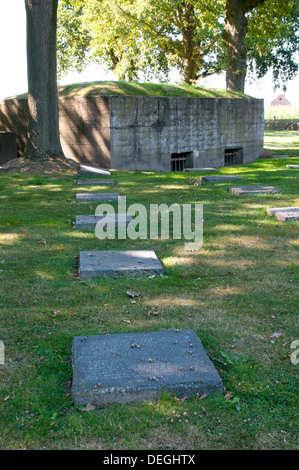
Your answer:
270,94 -> 291,106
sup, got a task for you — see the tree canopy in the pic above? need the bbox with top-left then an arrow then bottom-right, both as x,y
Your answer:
57,0 -> 226,84
57,0 -> 298,90
246,0 -> 299,90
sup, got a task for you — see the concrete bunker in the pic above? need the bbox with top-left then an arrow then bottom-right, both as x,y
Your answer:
224,147 -> 243,167
171,151 -> 193,171
0,95 -> 264,170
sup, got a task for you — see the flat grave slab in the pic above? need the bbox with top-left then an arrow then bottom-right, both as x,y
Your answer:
229,185 -> 281,195
75,214 -> 133,230
76,179 -> 114,186
72,329 -> 223,405
201,175 -> 242,182
76,193 -> 120,202
79,250 -> 164,280
267,206 -> 299,222
80,164 -> 111,176
184,167 -> 218,172
286,165 -> 299,169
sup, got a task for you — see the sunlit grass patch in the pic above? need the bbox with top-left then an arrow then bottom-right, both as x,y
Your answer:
0,142 -> 298,450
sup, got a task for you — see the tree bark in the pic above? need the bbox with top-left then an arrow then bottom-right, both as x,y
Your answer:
223,0 -> 248,92
182,4 -> 198,85
223,0 -> 267,92
24,0 -> 63,160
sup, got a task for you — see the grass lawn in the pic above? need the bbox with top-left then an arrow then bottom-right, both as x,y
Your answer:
0,135 -> 298,450
264,131 -> 299,155
9,80 -> 251,100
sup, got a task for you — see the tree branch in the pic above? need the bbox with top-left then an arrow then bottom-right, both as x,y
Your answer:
242,0 -> 268,13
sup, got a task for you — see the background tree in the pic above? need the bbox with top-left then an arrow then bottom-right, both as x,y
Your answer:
57,0 -> 92,78
223,0 -> 298,92
25,0 -> 63,160
246,0 -> 299,91
57,0 -> 225,84
57,0 -> 298,91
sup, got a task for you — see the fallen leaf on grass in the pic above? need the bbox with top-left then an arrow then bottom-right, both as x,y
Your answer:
148,310 -> 159,317
224,392 -> 233,400
199,393 -> 208,400
174,396 -> 188,402
83,403 -> 96,412
126,290 -> 142,298
270,332 -> 284,339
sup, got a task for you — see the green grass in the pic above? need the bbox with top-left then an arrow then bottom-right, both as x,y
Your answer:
264,131 -> 299,155
8,80 -> 251,100
0,135 -> 298,450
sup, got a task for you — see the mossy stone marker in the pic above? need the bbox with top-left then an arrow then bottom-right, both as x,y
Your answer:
229,185 -> 281,195
76,193 -> 120,202
80,164 -> 111,176
267,207 -> 299,222
79,250 -> 164,280
76,179 -> 115,186
72,329 -> 223,406
200,175 -> 242,182
184,167 -> 218,172
75,214 -> 133,230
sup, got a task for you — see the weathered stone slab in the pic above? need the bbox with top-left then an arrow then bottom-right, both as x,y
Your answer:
79,250 -> 164,280
76,193 -> 120,202
80,164 -> 111,176
267,207 -> 299,222
184,167 -> 218,172
75,214 -> 133,229
201,175 -> 242,182
72,329 -> 223,405
76,179 -> 115,186
286,165 -> 299,169
229,185 -> 281,195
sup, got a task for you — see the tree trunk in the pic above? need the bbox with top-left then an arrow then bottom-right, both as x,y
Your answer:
24,0 -> 63,160
223,0 -> 268,92
182,4 -> 197,85
223,0 -> 248,92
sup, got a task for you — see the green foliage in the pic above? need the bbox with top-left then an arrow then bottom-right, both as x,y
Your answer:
57,0 -> 92,78
57,0 -> 226,82
246,0 -> 299,90
57,0 -> 298,86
